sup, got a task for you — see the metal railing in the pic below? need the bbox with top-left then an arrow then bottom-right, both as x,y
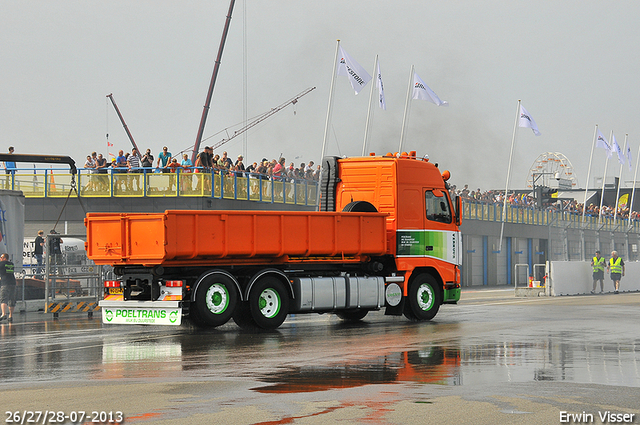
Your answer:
462,200 -> 640,233
5,167 -> 319,206
18,234 -> 103,315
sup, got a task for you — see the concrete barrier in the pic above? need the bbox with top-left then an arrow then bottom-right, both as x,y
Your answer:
17,300 -> 45,312
515,287 -> 546,297
548,261 -> 640,296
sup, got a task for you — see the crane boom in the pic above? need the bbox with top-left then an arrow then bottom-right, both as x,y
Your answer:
106,93 -> 140,154
210,86 -> 316,151
0,154 -> 76,174
192,0 -> 236,164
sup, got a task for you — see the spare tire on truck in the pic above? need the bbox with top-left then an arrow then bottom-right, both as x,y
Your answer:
342,201 -> 378,213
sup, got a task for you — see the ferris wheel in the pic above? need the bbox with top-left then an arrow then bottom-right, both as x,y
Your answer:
525,152 -> 578,189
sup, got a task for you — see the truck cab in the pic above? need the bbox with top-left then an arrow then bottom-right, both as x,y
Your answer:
326,151 -> 462,313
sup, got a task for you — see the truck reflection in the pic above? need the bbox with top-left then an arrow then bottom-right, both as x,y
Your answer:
252,347 -> 461,393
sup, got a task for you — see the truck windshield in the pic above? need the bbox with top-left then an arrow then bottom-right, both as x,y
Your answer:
425,190 -> 452,223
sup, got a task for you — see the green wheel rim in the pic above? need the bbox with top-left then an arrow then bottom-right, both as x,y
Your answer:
416,283 -> 435,311
205,283 -> 229,314
258,288 -> 281,318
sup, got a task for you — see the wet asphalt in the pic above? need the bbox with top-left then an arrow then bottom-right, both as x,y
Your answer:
0,288 -> 639,424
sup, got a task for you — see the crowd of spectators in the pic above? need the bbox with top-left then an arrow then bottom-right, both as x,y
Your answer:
81,146 -> 322,183
8,142 -> 639,221
450,184 -> 640,221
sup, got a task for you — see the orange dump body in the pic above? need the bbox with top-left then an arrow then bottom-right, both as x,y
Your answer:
85,210 -> 388,266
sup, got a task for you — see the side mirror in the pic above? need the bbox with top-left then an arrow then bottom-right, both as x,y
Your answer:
455,196 -> 462,226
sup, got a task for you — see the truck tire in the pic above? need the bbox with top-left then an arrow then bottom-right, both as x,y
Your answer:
232,302 -> 257,329
336,309 -> 368,322
403,273 -> 441,321
193,274 -> 239,327
248,277 -> 289,330
342,200 -> 378,212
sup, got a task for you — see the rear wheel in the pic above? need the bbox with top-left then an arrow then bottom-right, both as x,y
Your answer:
232,301 -> 257,329
336,309 -> 368,322
249,277 -> 289,330
403,273 -> 441,321
193,274 -> 238,327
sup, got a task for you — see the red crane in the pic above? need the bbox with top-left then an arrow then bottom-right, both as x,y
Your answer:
106,93 -> 141,154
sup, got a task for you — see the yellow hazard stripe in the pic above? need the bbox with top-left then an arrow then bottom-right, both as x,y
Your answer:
48,302 -> 66,312
48,301 -> 101,313
81,303 -> 99,312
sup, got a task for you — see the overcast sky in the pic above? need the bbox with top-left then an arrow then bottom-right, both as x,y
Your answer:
2,1 -> 640,190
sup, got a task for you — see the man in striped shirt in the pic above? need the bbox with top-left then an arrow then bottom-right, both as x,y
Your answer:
127,148 -> 142,191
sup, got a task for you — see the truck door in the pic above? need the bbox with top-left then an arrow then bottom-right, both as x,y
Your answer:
396,188 -> 460,266
397,188 -> 452,259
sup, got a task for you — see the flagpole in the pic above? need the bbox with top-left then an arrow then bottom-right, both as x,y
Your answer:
598,131 -> 613,225
399,65 -> 414,154
629,143 -> 640,230
613,134 -> 628,224
498,100 -> 521,254
317,40 -> 341,212
321,40 -> 341,162
362,55 -> 378,156
582,125 -> 598,223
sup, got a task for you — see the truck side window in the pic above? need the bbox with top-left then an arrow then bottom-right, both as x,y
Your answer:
425,190 -> 452,223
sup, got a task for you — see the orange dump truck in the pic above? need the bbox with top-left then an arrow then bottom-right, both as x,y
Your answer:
87,152 -> 462,329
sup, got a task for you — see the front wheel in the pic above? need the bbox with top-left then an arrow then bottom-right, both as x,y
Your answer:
193,274 -> 239,327
403,273 -> 441,321
249,277 -> 289,330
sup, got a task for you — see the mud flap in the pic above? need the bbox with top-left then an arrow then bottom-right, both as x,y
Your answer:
384,298 -> 405,316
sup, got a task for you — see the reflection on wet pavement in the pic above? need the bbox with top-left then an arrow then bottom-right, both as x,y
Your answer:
252,347 -> 461,393
249,338 -> 640,394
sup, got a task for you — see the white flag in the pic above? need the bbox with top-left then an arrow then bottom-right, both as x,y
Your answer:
627,144 -> 633,172
412,72 -> 448,106
595,129 -> 612,158
377,60 -> 386,110
519,104 -> 541,136
612,134 -> 624,165
337,46 -> 372,94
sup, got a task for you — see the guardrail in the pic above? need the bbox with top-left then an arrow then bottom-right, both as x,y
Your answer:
4,167 -> 318,206
462,200 -> 640,233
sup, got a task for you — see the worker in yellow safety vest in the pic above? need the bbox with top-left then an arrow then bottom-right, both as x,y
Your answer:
590,250 -> 606,294
607,250 -> 625,294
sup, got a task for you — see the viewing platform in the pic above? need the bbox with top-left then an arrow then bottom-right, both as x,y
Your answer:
6,167 -> 318,206
462,200 -> 640,233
